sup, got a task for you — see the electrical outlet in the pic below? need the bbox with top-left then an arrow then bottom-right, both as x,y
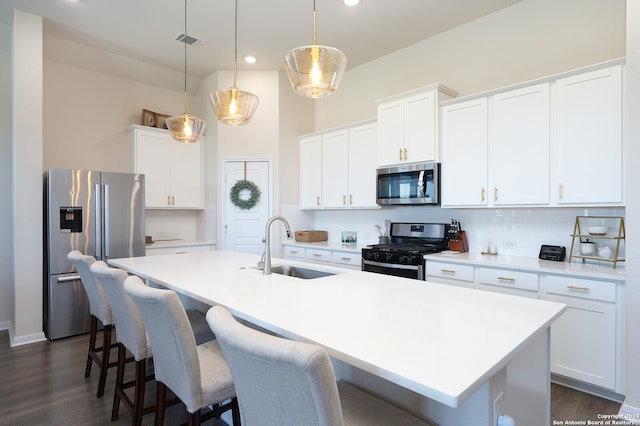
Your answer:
493,392 -> 504,425
504,241 -> 516,249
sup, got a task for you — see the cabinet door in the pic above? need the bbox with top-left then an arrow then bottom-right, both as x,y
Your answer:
555,66 -> 623,204
133,130 -> 171,208
404,91 -> 437,163
348,123 -> 378,208
170,138 -> 203,208
300,135 -> 323,209
377,100 -> 404,166
491,83 -> 550,205
441,98 -> 489,206
321,130 -> 349,208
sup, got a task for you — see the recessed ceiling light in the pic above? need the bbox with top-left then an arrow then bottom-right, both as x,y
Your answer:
244,55 -> 257,64
344,0 -> 359,6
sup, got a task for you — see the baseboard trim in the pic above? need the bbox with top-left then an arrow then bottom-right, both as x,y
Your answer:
618,404 -> 640,424
551,374 -> 624,403
2,321 -> 47,347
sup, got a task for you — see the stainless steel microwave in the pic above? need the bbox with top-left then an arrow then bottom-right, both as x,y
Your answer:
376,162 -> 440,205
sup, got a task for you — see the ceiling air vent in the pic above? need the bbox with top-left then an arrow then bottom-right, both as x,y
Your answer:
175,33 -> 206,47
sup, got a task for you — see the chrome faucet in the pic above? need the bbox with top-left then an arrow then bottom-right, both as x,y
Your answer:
260,215 -> 292,275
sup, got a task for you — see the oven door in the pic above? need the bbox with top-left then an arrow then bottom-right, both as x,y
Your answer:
361,259 -> 424,280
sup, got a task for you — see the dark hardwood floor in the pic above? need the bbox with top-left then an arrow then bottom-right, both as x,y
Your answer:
0,330 -> 227,426
0,329 -> 622,425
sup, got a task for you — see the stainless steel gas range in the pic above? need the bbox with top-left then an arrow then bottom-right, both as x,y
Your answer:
361,222 -> 449,280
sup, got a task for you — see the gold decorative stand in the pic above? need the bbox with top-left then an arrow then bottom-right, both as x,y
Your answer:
569,216 -> 625,268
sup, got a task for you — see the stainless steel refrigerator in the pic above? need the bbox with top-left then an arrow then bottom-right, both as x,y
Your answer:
43,169 -> 145,340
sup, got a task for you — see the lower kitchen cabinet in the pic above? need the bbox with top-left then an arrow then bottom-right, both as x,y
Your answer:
146,243 -> 215,256
283,243 -> 362,270
541,275 -> 618,391
424,255 -> 624,394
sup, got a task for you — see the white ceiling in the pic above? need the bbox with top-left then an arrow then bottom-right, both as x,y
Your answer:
1,0 -> 523,85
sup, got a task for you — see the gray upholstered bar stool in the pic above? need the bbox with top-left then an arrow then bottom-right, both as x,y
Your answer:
207,305 -> 432,426
123,276 -> 240,426
89,261 -> 154,426
67,250 -> 118,398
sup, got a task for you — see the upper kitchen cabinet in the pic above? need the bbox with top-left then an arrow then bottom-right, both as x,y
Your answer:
299,134 -> 323,209
441,98 -> 489,207
554,65 -> 623,205
299,121 -> 378,210
128,125 -> 204,209
491,83 -> 550,205
376,84 -> 457,167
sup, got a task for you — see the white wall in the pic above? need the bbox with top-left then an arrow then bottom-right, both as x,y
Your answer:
0,45 -> 12,327
622,1 -> 640,417
315,0 -> 626,130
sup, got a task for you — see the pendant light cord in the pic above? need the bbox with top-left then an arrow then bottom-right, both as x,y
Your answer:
183,0 -> 188,112
232,0 -> 238,88
312,0 -> 317,45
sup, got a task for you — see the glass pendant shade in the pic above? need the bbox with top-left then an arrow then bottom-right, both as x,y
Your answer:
282,44 -> 347,98
166,111 -> 206,143
210,86 -> 259,126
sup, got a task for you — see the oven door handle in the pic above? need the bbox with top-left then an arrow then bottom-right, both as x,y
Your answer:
417,170 -> 426,198
362,260 -> 419,270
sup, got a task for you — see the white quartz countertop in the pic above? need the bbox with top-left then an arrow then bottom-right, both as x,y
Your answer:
425,252 -> 625,281
109,250 -> 566,408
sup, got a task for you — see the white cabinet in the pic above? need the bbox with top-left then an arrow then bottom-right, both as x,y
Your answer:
555,65 -> 623,205
377,85 -> 456,166
128,125 -> 204,209
441,84 -> 550,207
476,267 -> 538,298
441,98 -> 489,206
146,243 -> 214,256
347,123 -> 378,208
542,275 -> 618,390
491,83 -> 550,205
425,261 -> 474,288
299,135 -> 322,209
321,129 -> 349,208
283,243 -> 362,270
299,121 -> 378,210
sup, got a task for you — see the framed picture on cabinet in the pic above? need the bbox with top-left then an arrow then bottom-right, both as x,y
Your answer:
141,109 -> 156,127
155,113 -> 170,129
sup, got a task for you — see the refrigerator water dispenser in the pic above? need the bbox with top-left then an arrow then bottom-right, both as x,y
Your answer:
59,207 -> 82,233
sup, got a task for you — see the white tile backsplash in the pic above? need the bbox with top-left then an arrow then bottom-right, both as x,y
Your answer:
145,209 -> 199,241
312,206 -> 625,259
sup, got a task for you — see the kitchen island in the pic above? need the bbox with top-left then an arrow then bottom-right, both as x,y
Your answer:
110,250 -> 566,426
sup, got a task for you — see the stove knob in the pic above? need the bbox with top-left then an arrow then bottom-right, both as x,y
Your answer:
385,253 -> 393,262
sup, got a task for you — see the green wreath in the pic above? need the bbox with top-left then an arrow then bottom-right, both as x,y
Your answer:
230,180 -> 261,210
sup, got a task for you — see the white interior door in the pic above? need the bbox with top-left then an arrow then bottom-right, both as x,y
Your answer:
224,160 -> 270,255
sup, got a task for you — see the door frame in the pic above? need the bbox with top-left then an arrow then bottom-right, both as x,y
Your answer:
219,157 -> 273,251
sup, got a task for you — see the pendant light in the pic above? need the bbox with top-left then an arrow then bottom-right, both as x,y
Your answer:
209,0 -> 259,126
282,0 -> 347,98
166,0 -> 207,143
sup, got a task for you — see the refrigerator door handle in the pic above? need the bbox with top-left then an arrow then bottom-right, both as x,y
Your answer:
57,274 -> 82,283
104,184 -> 110,258
94,183 -> 102,259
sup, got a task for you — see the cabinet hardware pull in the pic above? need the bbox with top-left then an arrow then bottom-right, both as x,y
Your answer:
559,184 -> 563,200
567,285 -> 590,291
313,253 -> 322,257
176,251 -> 187,254
350,194 -> 353,205
497,276 -> 516,282
171,195 -> 175,205
481,187 -> 486,202
168,195 -> 171,205
404,148 -> 408,160
494,187 -> 498,202
289,250 -> 298,254
441,269 -> 456,273
316,196 -> 320,206
343,194 -> 347,205
399,148 -> 403,161
341,257 -> 351,261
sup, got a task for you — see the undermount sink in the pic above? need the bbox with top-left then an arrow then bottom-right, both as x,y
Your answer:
265,264 -> 336,279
